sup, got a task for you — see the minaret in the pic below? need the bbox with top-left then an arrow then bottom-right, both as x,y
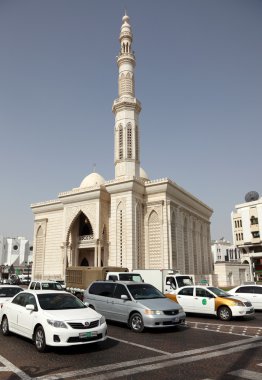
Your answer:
112,13 -> 141,179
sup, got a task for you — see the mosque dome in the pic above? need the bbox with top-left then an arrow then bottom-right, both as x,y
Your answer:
139,167 -> 149,180
80,172 -> 105,188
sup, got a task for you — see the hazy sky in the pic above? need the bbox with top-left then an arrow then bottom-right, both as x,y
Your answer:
0,0 -> 261,242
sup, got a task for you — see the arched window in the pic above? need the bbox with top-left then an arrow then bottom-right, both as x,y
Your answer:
117,202 -> 125,266
119,125 -> 123,159
136,203 -> 143,268
125,72 -> 132,94
35,226 -> 44,279
148,211 -> 161,268
127,124 -> 132,159
171,212 -> 177,269
183,217 -> 189,273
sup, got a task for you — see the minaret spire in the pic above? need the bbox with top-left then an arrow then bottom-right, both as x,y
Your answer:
112,13 -> 141,179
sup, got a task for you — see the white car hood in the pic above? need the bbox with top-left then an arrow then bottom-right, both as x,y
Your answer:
226,295 -> 251,303
42,307 -> 101,321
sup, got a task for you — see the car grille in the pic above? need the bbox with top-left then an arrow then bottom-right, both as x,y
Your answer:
244,301 -> 252,307
67,333 -> 102,343
67,320 -> 99,329
163,309 -> 179,316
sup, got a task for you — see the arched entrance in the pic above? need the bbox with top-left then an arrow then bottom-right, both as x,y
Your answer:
66,211 -> 106,268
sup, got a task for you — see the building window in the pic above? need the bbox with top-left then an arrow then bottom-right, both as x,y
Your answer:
13,245 -> 18,251
250,216 -> 258,225
127,124 -> 132,159
119,125 -> 123,159
252,231 -> 260,238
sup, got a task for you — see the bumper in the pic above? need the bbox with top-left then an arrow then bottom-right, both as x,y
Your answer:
143,311 -> 186,328
230,306 -> 255,317
44,322 -> 107,347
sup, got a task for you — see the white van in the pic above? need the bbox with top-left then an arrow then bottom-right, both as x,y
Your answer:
105,272 -> 143,282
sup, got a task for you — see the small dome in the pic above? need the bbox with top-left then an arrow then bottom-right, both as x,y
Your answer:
140,167 -> 149,180
80,172 -> 105,188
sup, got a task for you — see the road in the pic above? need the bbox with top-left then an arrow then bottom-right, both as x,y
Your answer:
0,312 -> 261,380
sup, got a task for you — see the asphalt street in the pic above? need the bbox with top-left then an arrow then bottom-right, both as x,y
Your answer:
0,312 -> 261,380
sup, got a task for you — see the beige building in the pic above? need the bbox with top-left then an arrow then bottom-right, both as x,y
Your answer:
231,191 -> 262,281
31,14 -> 213,281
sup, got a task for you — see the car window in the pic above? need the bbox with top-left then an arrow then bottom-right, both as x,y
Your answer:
37,293 -> 86,310
89,282 -> 115,297
253,287 -> 262,294
11,293 -> 32,307
127,284 -> 164,299
113,284 -> 130,299
236,286 -> 254,294
0,287 -> 23,297
29,282 -> 36,290
196,288 -> 213,298
178,287 -> 193,296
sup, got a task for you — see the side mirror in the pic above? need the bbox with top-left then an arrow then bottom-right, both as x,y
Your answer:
25,304 -> 35,311
121,295 -> 129,300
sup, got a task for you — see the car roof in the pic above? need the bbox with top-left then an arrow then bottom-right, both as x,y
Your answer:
233,284 -> 262,288
90,280 -> 150,285
22,290 -> 70,295
0,285 -> 23,288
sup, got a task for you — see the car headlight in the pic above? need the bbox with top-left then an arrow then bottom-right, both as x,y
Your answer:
47,319 -> 68,328
144,310 -> 163,315
100,315 -> 106,325
231,300 -> 244,307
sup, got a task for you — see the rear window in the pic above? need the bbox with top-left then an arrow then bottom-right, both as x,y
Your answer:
89,283 -> 115,297
0,287 -> 23,297
236,287 -> 254,294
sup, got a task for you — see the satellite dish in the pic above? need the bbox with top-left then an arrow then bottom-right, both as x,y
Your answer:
245,191 -> 259,202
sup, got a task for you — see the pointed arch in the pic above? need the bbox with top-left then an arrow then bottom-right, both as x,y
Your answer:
148,210 -> 161,268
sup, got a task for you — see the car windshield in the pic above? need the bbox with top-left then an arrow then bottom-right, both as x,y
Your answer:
127,284 -> 165,300
37,293 -> 86,310
176,276 -> 194,287
207,287 -> 230,297
0,287 -> 23,297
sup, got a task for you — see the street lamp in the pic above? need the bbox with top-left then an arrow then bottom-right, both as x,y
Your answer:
24,261 -> 33,284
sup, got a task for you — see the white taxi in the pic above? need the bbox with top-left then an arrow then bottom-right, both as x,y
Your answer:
165,285 -> 254,321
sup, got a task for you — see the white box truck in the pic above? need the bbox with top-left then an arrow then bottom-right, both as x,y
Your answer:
132,269 -> 194,294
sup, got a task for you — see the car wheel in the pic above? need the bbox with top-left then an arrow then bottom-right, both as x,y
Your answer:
217,306 -> 232,321
1,316 -> 10,336
34,326 -> 46,352
129,313 -> 144,333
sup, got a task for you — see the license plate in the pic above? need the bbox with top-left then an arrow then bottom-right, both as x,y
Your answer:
79,331 -> 98,338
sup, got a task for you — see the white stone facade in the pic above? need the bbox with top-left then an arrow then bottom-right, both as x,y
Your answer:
31,14 -> 213,281
0,236 -> 33,277
231,194 -> 262,281
211,238 -> 241,263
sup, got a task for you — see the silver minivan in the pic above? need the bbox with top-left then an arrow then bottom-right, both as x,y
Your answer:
83,281 -> 186,332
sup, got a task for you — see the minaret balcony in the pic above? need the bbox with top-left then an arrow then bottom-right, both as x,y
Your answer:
112,97 -> 141,113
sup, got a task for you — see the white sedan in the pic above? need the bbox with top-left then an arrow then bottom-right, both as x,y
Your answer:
166,286 -> 254,321
229,284 -> 262,310
0,290 -> 107,352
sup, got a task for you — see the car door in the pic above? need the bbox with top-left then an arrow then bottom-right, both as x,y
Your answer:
109,284 -> 131,322
176,287 -> 194,312
193,287 -> 215,314
17,293 -> 38,338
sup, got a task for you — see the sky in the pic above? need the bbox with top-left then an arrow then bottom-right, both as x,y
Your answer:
0,0 -> 261,242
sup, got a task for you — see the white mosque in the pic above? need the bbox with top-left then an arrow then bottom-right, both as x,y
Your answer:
31,14 -> 213,281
